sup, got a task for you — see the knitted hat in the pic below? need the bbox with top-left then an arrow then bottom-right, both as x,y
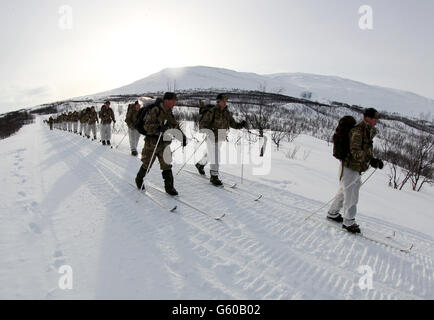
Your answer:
163,92 -> 178,101
216,94 -> 228,101
364,108 -> 380,119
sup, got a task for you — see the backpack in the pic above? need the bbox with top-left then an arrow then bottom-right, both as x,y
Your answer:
135,98 -> 163,135
332,116 -> 357,160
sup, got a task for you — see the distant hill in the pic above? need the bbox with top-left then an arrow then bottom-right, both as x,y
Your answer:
91,66 -> 434,117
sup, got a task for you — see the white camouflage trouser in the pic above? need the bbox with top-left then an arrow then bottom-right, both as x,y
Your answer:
80,122 -> 87,135
128,128 -> 141,152
198,136 -> 222,177
100,124 -> 112,141
73,122 -> 78,133
87,123 -> 97,139
328,164 -> 362,227
63,122 -> 67,131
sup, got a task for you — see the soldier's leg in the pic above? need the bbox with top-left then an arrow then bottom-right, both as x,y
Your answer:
90,124 -> 96,139
157,144 -> 178,195
209,140 -> 221,177
328,164 -> 345,219
102,124 -> 110,143
141,140 -> 159,172
133,129 -> 141,152
85,123 -> 90,138
136,140 -> 157,189
342,167 -> 362,227
107,124 -> 112,143
128,128 -> 135,152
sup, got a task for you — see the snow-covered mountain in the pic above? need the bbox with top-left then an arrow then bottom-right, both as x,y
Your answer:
96,66 -> 434,117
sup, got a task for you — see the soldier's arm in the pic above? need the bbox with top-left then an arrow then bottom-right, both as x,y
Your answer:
349,128 -> 365,162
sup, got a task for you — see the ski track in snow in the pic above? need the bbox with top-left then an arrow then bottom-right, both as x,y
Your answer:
1,120 -> 433,299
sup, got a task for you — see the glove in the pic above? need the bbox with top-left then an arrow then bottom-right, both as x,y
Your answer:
182,135 -> 187,147
157,123 -> 167,132
240,120 -> 248,129
370,158 -> 384,170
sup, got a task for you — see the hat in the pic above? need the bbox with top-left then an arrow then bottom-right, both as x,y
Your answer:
135,100 -> 140,105
364,108 -> 380,120
163,92 -> 178,101
216,94 -> 228,101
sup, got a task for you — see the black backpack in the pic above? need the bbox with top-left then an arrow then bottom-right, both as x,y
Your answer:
332,116 -> 357,160
135,98 -> 163,135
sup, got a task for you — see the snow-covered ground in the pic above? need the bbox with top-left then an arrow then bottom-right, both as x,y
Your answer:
0,118 -> 433,299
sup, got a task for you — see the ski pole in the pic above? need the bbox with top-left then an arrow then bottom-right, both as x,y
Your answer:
176,135 -> 207,176
237,131 -> 245,185
171,145 -> 183,155
115,131 -> 128,149
304,168 -> 377,222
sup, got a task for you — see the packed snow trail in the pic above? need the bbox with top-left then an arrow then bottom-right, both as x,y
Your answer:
0,119 -> 433,299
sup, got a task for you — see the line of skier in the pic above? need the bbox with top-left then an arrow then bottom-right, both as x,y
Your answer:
46,92 -> 385,234
48,101 -> 116,145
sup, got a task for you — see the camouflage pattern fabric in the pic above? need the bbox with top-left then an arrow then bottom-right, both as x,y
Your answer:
199,105 -> 244,142
343,120 -> 377,173
99,107 -> 115,125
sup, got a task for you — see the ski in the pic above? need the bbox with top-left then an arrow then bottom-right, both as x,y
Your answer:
127,182 -> 178,212
183,169 -> 263,202
146,182 -> 226,221
324,219 -> 413,253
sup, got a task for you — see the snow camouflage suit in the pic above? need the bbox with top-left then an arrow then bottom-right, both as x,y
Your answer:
87,110 -> 99,138
72,111 -> 79,133
125,104 -> 141,153
198,105 -> 244,176
99,106 -> 116,142
79,109 -> 89,135
140,103 -> 183,171
329,119 -> 378,227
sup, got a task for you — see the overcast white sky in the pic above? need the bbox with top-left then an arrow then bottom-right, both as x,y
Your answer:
1,0 -> 433,113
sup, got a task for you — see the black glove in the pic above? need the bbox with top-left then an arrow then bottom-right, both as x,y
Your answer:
370,158 -> 384,170
157,123 -> 167,132
240,120 -> 248,129
182,135 -> 187,147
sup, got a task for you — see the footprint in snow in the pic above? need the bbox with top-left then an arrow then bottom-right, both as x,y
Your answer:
29,223 -> 42,234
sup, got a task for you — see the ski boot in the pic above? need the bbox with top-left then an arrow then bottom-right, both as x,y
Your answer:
162,169 -> 178,196
195,163 -> 206,175
135,166 -> 146,190
210,175 -> 223,187
327,213 -> 343,223
343,224 -> 361,234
